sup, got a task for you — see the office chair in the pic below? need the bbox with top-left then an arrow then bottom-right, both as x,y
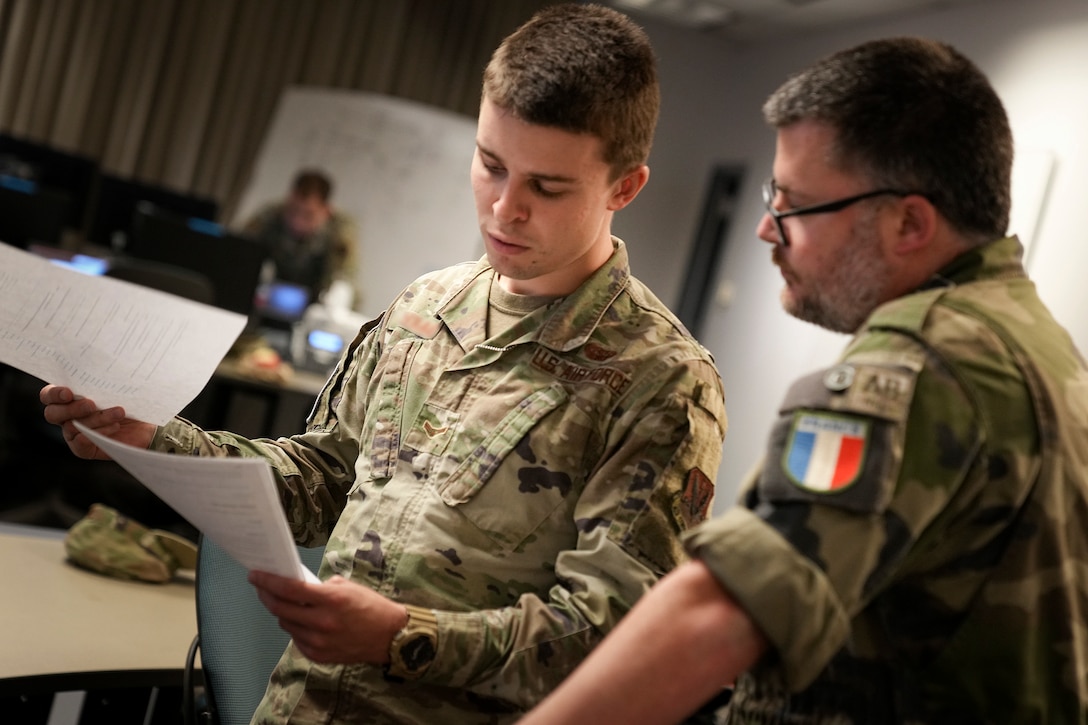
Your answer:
183,535 -> 325,725
105,257 -> 216,307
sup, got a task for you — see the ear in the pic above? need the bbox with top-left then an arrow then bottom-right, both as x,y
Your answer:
890,194 -> 938,256
607,165 -> 650,211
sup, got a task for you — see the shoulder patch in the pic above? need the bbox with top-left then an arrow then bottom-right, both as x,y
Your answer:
674,467 -> 715,528
781,361 -> 918,423
759,409 -> 898,515
758,355 -> 920,515
833,364 -> 917,422
783,412 -> 868,492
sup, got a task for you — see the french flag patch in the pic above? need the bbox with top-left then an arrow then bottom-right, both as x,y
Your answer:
784,413 -> 867,492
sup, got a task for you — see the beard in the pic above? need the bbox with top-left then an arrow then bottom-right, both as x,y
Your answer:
775,211 -> 892,334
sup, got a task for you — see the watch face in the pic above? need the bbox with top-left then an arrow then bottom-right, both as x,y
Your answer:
401,633 -> 437,671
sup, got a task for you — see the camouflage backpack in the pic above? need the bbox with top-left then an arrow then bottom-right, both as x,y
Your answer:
64,503 -> 197,583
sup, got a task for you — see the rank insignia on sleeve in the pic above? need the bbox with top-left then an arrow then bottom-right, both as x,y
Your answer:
783,412 -> 868,492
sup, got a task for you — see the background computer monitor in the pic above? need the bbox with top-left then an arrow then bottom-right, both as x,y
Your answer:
0,176 -> 73,249
27,243 -> 112,276
253,279 -> 311,330
85,173 -> 220,249
0,134 -> 98,232
125,203 -> 267,316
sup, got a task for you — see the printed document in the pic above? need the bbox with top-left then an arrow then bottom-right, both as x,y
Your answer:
0,244 -> 246,425
75,422 -> 320,583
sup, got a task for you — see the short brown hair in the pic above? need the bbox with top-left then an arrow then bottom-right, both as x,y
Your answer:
482,3 -> 659,179
291,169 -> 333,202
763,37 -> 1012,243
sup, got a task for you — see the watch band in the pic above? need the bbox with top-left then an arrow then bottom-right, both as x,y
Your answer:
385,604 -> 440,680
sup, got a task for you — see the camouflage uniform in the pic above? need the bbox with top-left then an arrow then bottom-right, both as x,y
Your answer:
686,236 -> 1088,723
153,239 -> 727,723
243,202 -> 359,302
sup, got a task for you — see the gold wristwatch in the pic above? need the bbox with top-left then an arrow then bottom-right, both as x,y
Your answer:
385,604 -> 439,679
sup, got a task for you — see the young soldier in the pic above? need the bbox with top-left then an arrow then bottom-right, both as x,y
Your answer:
41,5 -> 727,723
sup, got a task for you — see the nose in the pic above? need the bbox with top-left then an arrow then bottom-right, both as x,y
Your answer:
493,183 -> 528,224
756,212 -> 782,246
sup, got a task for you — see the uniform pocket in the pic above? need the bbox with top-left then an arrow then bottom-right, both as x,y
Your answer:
435,383 -> 573,551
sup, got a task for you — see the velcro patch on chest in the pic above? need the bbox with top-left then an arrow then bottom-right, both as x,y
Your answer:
530,348 -> 631,394
388,308 -> 441,339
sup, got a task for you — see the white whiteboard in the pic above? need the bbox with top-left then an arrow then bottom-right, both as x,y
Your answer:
233,87 -> 482,315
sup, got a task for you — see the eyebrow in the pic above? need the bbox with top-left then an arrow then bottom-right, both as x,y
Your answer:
773,181 -> 818,206
477,143 -> 578,184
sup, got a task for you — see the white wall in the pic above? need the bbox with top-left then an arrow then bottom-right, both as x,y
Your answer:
615,0 -> 1088,510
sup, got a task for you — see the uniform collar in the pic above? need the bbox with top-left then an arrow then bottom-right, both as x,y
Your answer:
436,238 -> 630,353
918,235 -> 1028,291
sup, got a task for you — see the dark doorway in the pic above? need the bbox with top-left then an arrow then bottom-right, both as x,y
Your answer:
676,166 -> 744,337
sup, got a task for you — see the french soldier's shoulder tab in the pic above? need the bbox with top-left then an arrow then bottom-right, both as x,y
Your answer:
782,353 -> 922,424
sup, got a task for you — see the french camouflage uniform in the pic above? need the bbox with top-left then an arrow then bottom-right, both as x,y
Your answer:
153,239 -> 727,724
687,236 -> 1088,723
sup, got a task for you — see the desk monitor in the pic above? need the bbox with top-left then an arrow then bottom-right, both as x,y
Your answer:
0,133 -> 98,230
85,173 -> 220,248
126,203 -> 267,316
0,176 -> 73,249
255,279 -> 311,329
28,243 -> 112,276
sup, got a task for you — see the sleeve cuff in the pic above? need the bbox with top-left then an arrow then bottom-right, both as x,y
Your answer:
683,507 -> 851,690
406,608 -> 488,687
150,418 -> 199,454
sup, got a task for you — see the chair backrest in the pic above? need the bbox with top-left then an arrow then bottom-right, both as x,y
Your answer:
106,257 -> 216,306
194,535 -> 325,725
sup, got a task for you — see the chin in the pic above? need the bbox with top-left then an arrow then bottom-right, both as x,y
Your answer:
779,288 -> 798,313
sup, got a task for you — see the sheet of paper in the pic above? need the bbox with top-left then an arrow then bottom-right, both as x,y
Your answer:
0,244 -> 247,425
75,422 -> 320,583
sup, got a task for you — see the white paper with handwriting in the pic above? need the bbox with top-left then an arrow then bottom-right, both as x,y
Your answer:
0,244 -> 246,425
75,422 -> 320,583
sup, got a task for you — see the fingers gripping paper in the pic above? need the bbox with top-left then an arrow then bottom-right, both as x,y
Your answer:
75,422 -> 320,583
0,244 -> 246,425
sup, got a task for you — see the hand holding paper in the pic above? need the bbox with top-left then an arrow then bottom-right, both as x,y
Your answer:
0,244 -> 246,425
74,422 -> 320,583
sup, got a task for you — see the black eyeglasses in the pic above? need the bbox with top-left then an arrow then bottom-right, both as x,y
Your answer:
761,178 -> 922,247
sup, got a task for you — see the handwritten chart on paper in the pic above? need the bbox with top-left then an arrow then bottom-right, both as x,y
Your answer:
0,245 -> 246,425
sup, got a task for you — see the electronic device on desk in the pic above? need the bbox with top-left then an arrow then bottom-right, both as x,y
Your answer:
255,279 -> 310,327
125,203 -> 266,317
0,133 -> 98,231
253,279 -> 312,358
0,175 -> 73,249
28,243 -> 112,276
289,281 -> 368,375
85,173 -> 219,250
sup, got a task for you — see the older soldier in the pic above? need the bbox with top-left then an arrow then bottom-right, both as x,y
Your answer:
522,37 -> 1088,724
39,4 -> 727,724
